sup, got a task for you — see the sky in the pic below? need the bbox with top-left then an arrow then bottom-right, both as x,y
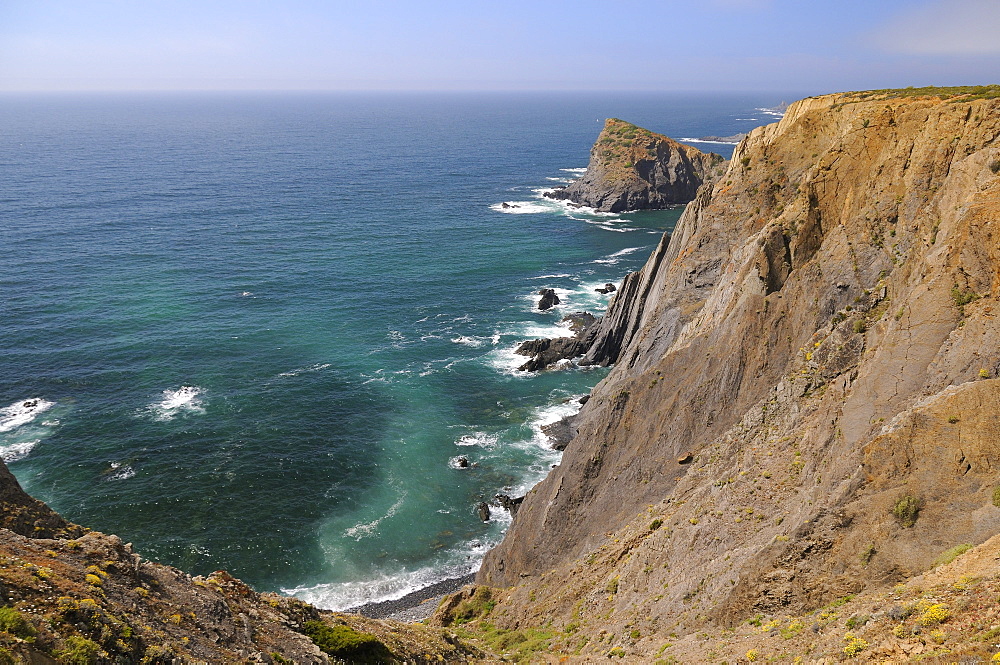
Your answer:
1,0 -> 998,93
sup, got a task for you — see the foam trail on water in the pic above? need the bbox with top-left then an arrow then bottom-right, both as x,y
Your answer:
344,494 -> 407,541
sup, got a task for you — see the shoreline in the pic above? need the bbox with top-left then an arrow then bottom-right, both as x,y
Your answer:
344,572 -> 477,622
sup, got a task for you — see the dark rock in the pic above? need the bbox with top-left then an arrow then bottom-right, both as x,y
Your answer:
579,394 -> 590,405
541,415 -> 579,451
456,456 -> 469,468
501,202 -> 518,209
677,453 -> 694,464
495,494 -> 524,517
515,311 -> 602,372
544,118 -> 725,213
538,289 -> 560,310
477,502 -> 491,522
596,283 -> 618,294
562,311 -> 597,333
696,133 -> 747,144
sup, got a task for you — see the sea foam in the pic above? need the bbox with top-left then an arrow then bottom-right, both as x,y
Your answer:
146,386 -> 205,421
0,398 -> 58,462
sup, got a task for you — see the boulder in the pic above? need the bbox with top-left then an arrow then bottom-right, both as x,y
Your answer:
537,289 -> 560,310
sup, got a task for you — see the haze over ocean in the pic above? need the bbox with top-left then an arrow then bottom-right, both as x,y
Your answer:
1,91 -> 788,609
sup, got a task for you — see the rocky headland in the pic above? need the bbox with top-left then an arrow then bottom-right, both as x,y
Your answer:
545,118 -> 726,212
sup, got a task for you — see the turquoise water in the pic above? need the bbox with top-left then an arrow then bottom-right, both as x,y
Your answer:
0,92 -> 785,609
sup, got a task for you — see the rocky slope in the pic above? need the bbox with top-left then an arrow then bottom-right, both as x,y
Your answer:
0,460 -> 484,663
473,87 -> 1000,660
545,118 -> 725,212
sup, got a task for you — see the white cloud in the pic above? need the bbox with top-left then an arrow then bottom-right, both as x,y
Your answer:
877,0 -> 1000,55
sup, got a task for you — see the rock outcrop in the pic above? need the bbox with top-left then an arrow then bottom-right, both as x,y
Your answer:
476,88 -> 1000,660
545,118 -> 725,212
515,312 -> 600,371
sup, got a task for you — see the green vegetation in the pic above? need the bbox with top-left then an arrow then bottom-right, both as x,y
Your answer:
951,285 -> 980,307
54,636 -> 102,664
848,85 -> 1000,102
0,606 -> 35,639
892,495 -> 922,527
649,519 -> 663,531
992,486 -> 1000,507
932,543 -> 974,569
448,586 -> 496,625
302,620 -> 393,664
859,543 -> 876,566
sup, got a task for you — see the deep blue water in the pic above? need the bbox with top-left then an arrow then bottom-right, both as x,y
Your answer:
0,91 -> 788,609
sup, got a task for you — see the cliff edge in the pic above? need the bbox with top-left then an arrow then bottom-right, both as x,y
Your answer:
545,118 -> 725,212
474,87 -> 1000,660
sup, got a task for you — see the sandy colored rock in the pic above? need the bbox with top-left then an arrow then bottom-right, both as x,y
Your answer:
476,89 -> 1000,660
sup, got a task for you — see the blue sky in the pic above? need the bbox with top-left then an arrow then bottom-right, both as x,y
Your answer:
1,0 -> 998,92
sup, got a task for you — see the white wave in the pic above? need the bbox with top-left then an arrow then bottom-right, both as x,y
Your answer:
451,336 -> 484,348
490,200 -> 555,214
679,137 -> 741,145
532,273 -> 572,279
285,541 -> 488,611
592,246 -> 643,264
560,167 -> 588,173
735,118 -> 758,121
344,494 -> 407,541
455,431 -> 498,448
279,363 -> 331,377
757,107 -> 786,117
0,398 -> 54,433
146,386 -> 205,421
105,462 -> 136,481
0,440 -> 40,463
240,291 -> 254,297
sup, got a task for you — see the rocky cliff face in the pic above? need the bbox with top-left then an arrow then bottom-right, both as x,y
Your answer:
545,118 -> 725,212
476,89 -> 1000,659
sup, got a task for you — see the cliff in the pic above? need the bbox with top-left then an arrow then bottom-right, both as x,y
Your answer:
545,118 -> 725,212
472,87 -> 1000,660
0,460 -> 482,663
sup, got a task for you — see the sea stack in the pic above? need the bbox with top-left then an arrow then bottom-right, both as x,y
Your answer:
545,118 -> 725,212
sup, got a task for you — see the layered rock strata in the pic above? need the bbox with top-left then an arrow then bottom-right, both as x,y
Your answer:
545,118 -> 725,212
477,89 -> 1000,658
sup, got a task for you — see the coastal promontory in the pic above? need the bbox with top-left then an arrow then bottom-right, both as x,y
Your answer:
545,118 -> 725,212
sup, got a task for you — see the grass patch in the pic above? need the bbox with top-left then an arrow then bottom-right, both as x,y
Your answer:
302,620 -> 393,664
847,85 -> 1000,102
449,586 -> 496,625
469,623 -> 558,663
931,543 -> 974,568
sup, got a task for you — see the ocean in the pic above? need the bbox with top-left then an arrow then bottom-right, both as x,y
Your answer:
0,91 -> 789,610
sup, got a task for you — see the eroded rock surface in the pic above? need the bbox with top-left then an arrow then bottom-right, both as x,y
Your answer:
478,89 -> 1000,659
545,118 -> 725,212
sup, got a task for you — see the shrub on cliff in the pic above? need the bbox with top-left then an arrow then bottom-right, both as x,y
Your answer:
892,495 -> 922,527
